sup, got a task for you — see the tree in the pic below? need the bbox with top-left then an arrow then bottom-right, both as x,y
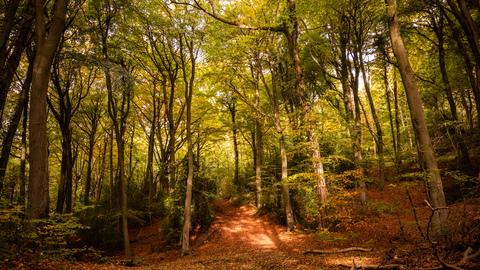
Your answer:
180,31 -> 198,257
27,0 -> 70,221
0,49 -> 33,194
385,0 -> 449,237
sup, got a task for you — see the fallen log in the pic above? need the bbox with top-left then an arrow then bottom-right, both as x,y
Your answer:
304,247 -> 373,254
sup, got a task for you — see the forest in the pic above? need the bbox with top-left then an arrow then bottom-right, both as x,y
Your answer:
1,0 -> 480,269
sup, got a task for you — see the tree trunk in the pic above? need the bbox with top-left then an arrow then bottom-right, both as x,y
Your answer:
102,10 -> 132,260
181,38 -> 196,256
18,90 -> 28,206
393,69 -> 402,160
27,0 -> 69,221
386,0 -> 449,237
145,94 -> 156,212
261,48 -> 295,231
254,72 -> 263,209
433,12 -> 472,174
109,128 -> 114,208
385,64 -> 396,155
0,54 -> 32,193
96,135 -> 108,202
0,2 -> 33,123
361,56 -> 385,190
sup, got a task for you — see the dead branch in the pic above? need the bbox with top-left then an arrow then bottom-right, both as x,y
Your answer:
339,264 -> 406,269
303,247 -> 372,254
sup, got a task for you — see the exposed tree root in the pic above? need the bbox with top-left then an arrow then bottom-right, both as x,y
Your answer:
303,247 -> 372,254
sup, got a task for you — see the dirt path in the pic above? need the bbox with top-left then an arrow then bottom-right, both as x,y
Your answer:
98,199 -> 379,269
69,181 -> 480,269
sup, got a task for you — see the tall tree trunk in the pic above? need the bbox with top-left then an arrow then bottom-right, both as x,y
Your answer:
361,56 -> 385,189
101,10 -> 132,260
254,71 -> 263,209
97,135 -> 108,202
227,101 -> 240,187
394,69 -> 402,160
444,10 -> 480,126
109,127 -> 114,208
181,38 -> 195,256
18,89 -> 29,206
145,94 -> 156,212
433,12 -> 472,174
27,0 -> 69,221
84,126 -> 96,207
0,2 -> 33,124
386,0 -> 450,237
0,54 -> 33,193
261,48 -> 297,230
385,64 -> 396,156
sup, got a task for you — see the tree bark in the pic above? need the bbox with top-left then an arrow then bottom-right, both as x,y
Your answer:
0,53 -> 33,193
83,98 -> 102,207
432,12 -> 472,174
100,8 -> 132,260
261,47 -> 296,231
27,0 -> 69,221
145,91 -> 156,212
254,64 -> 263,209
386,0 -> 449,237
361,55 -> 385,189
18,86 -> 29,206
181,37 -> 196,256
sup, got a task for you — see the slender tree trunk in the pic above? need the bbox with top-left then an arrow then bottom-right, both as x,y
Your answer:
84,129 -> 95,207
261,49 -> 296,230
385,64 -> 396,156
393,69 -> 402,159
254,73 -> 263,208
386,0 -> 450,237
361,56 -> 384,189
101,11 -> 132,260
0,54 -> 32,193
18,92 -> 28,206
109,128 -> 114,208
181,38 -> 195,256
146,97 -> 156,212
227,101 -> 240,187
97,135 -> 108,202
433,13 -> 472,174
0,3 -> 33,124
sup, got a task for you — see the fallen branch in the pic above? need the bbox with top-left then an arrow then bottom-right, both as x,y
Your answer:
304,247 -> 372,254
412,246 -> 480,270
339,264 -> 406,269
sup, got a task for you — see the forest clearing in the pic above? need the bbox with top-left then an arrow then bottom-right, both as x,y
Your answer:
2,0 -> 480,269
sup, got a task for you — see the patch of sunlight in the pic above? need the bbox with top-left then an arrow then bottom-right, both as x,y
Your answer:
247,234 -> 277,249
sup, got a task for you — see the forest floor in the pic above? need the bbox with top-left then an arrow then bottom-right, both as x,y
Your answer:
61,176 -> 480,270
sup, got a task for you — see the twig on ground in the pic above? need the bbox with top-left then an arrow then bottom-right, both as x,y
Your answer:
339,263 -> 406,269
303,247 -> 372,254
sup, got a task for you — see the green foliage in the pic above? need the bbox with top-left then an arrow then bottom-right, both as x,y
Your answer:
162,154 -> 217,246
0,204 -> 103,267
443,170 -> 479,203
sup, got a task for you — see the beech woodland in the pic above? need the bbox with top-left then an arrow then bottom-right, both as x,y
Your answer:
1,0 -> 480,269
